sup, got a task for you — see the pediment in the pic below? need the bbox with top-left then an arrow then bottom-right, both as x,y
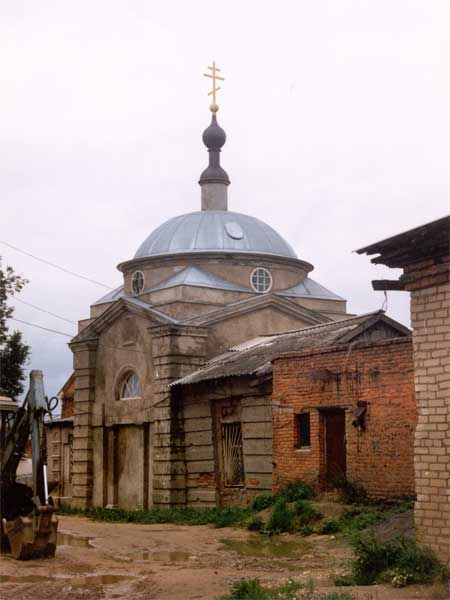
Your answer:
182,293 -> 331,327
71,297 -> 178,344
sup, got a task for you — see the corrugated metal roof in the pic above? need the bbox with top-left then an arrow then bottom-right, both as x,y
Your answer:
134,211 -> 298,259
171,311 -> 407,387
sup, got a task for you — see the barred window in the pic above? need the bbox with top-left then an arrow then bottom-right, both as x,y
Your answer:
221,422 -> 245,486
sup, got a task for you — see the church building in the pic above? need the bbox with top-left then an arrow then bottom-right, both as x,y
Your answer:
49,84 -> 352,510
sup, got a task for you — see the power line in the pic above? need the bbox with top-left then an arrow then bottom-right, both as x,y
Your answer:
0,240 -> 114,290
14,297 -> 78,325
11,317 -> 74,338
10,316 -> 150,355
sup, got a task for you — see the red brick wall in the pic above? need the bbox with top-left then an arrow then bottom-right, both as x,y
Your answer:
272,337 -> 416,499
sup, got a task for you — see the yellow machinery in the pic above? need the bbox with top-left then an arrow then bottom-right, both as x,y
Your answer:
0,370 -> 58,559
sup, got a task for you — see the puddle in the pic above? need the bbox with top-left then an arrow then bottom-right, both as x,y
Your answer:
128,550 -> 192,561
0,575 -> 52,584
221,537 -> 309,558
0,574 -> 131,586
57,531 -> 93,548
69,575 -> 131,586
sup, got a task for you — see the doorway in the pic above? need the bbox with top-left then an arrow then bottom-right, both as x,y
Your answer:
323,410 -> 346,487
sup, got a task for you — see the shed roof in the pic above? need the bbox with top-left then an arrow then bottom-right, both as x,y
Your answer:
356,215 -> 450,268
171,311 -> 410,387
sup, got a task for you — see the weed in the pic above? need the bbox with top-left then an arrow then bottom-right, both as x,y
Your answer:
250,494 -> 275,512
333,574 -> 354,587
319,594 -> 358,600
350,534 -> 450,586
277,481 -> 316,502
333,475 -> 368,505
319,519 -> 340,535
265,502 -> 294,534
218,578 -> 358,600
293,500 -> 321,525
58,504 -> 249,528
338,507 -> 383,537
247,516 -> 264,532
220,578 -> 272,599
299,524 -> 314,536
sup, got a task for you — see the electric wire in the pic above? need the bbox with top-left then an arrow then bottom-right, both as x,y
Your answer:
0,239 -> 114,290
11,317 -> 74,338
14,297 -> 78,325
10,316 -> 152,355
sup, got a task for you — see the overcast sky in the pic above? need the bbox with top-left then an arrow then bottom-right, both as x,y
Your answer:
2,1 -> 449,399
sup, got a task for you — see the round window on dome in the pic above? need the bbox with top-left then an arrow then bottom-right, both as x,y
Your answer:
131,270 -> 144,295
251,268 -> 272,293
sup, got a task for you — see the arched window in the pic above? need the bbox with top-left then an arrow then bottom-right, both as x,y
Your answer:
119,371 -> 142,400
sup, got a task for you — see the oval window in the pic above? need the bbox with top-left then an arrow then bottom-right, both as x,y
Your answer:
225,221 -> 244,240
119,371 -> 142,400
250,267 -> 272,293
131,270 -> 144,295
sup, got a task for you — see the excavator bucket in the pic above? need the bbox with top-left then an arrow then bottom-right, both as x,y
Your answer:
2,505 -> 58,560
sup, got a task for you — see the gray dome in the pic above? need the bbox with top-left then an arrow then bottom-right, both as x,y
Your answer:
134,211 -> 297,259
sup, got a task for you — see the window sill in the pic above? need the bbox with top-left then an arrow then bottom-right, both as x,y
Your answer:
295,447 -> 311,452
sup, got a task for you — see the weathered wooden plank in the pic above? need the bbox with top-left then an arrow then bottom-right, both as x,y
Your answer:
244,455 -> 272,474
187,489 -> 216,503
185,430 -> 212,445
242,422 -> 273,439
245,473 -> 272,489
244,438 -> 272,455
184,403 -> 212,419
186,460 -> 214,474
242,405 -> 272,423
184,416 -> 212,433
185,445 -> 214,461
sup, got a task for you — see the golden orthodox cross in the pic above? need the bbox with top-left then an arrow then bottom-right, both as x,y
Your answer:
203,61 -> 224,112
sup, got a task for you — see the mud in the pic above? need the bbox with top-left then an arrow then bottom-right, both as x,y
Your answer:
0,515 -> 447,599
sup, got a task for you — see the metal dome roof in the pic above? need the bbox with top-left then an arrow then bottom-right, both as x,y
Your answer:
134,211 -> 297,259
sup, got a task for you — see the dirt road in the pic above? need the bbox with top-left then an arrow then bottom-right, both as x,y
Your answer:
0,516 -> 447,599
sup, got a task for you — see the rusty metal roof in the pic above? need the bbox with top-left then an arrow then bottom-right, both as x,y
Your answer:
171,311 -> 410,387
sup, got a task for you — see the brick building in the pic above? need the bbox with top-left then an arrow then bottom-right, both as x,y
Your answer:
272,337 -> 416,498
172,311 -> 414,506
357,215 -> 450,564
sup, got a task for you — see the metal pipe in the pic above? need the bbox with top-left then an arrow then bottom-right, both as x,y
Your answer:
43,464 -> 49,505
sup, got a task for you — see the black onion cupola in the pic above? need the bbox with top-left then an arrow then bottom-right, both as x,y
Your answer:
199,62 -> 230,211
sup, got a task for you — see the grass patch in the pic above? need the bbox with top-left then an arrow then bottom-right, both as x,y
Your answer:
319,519 -> 340,535
247,516 -> 264,532
249,494 -> 275,512
277,482 -> 316,503
219,578 -> 357,600
59,504 -> 250,528
341,534 -> 450,587
265,502 -> 295,534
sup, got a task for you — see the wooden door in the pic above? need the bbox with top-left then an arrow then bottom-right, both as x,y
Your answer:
324,411 -> 346,487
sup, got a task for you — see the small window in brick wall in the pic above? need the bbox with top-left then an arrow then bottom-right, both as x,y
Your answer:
296,413 -> 311,448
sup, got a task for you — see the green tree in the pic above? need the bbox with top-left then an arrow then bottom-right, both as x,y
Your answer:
0,259 -> 30,399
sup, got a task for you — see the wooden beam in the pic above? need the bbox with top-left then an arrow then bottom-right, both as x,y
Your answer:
371,279 -> 404,291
